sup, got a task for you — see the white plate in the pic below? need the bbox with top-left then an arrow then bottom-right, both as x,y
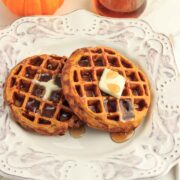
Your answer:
0,10 -> 180,180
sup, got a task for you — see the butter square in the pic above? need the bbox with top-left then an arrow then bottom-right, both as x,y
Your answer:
99,69 -> 125,98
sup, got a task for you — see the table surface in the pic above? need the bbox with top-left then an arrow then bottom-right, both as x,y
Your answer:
0,0 -> 179,179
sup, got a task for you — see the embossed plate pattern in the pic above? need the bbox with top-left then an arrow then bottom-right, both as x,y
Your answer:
0,10 -> 180,180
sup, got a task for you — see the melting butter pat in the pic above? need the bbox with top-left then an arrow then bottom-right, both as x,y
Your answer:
99,69 -> 125,98
34,79 -> 59,100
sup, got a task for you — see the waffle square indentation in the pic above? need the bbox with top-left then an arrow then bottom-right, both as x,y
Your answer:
88,100 -> 102,113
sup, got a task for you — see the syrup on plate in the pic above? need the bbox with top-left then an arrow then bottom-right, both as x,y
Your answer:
69,126 -> 134,143
69,126 -> 86,138
110,131 -> 134,143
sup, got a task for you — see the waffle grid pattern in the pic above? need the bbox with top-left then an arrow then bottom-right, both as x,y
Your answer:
5,55 -> 80,135
62,47 -> 151,133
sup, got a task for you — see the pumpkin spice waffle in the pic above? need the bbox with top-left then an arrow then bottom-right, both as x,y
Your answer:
4,55 -> 83,135
62,47 -> 151,133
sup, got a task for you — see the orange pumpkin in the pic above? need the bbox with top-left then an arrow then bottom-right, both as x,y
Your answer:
2,0 -> 64,16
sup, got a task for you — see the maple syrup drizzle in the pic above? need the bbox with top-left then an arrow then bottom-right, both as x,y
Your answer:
69,126 -> 134,142
69,126 -> 86,138
110,131 -> 134,143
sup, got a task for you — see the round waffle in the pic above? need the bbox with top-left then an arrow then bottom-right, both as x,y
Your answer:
4,55 -> 83,135
62,47 -> 151,133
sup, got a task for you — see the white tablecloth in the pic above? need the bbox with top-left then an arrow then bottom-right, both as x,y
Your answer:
0,0 -> 179,179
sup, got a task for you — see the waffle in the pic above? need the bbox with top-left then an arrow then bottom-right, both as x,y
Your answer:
62,47 -> 151,133
4,55 -> 83,135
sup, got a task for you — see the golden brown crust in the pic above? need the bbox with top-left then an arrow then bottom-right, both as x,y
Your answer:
62,47 -> 151,133
4,54 -> 83,135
